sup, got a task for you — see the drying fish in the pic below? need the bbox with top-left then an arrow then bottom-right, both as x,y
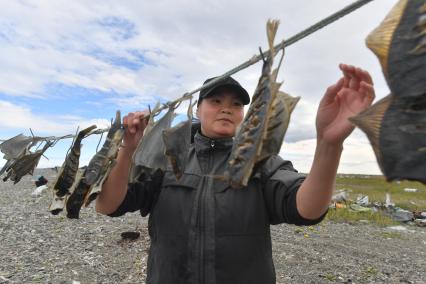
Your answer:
3,141 -> 53,184
162,100 -> 195,180
0,134 -> 37,159
66,168 -> 93,219
0,134 -> 42,176
50,169 -> 84,216
85,111 -> 124,186
130,102 -> 178,182
78,112 -> 124,208
257,91 -> 300,162
49,125 -> 96,215
51,125 -> 96,197
128,102 -> 161,182
350,0 -> 426,184
225,20 -> 282,188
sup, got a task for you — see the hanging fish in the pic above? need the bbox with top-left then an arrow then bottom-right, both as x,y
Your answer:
350,0 -> 426,184
162,100 -> 195,180
50,169 -> 84,216
84,111 -> 124,186
128,102 -> 161,182
0,134 -> 37,159
49,125 -> 96,215
257,91 -> 300,162
3,141 -> 53,184
0,134 -> 42,176
225,20 -> 283,188
66,168 -> 93,219
130,102 -> 178,182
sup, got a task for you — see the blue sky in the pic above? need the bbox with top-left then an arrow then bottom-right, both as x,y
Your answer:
0,0 -> 399,174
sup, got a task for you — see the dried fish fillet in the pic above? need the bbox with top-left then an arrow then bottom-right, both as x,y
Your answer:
49,125 -> 96,215
50,169 -> 83,215
66,169 -> 92,219
0,134 -> 42,176
85,111 -> 124,186
3,141 -> 53,184
52,125 -> 96,197
131,104 -> 176,182
258,91 -> 300,162
351,0 -> 426,184
225,20 -> 282,188
162,100 -> 195,180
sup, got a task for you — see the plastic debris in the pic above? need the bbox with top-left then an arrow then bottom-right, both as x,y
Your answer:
332,191 -> 347,203
356,195 -> 369,206
403,188 -> 418,193
385,193 -> 394,207
387,207 -> 413,222
31,185 -> 48,197
414,219 -> 426,227
349,204 -> 372,212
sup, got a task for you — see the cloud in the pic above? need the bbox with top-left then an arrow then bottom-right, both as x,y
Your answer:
0,0 -> 400,174
280,131 -> 381,175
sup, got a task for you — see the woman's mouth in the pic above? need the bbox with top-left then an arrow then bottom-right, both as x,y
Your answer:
218,118 -> 233,124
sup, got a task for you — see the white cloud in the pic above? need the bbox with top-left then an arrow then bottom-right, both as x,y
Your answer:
0,0 -> 401,174
280,131 -> 381,175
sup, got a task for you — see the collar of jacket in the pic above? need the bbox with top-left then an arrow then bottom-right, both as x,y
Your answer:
194,131 -> 233,155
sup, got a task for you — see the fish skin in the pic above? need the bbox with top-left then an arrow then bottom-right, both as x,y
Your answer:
131,104 -> 176,182
3,141 -> 53,184
258,91 -> 300,162
225,20 -> 281,188
162,100 -> 194,180
0,134 -> 34,160
85,111 -> 124,186
66,169 -> 92,219
52,125 -> 96,198
352,0 -> 426,184
0,134 -> 42,176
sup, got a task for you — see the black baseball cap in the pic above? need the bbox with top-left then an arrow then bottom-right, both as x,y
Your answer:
198,76 -> 250,105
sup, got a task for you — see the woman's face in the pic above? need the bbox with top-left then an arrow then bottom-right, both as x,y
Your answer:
197,90 -> 245,139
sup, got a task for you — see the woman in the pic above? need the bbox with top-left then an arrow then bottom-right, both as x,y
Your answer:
96,63 -> 375,284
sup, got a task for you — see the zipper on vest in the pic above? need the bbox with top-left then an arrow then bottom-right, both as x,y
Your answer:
210,140 -> 215,148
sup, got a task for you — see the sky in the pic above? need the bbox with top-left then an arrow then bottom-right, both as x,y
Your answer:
0,0 -> 399,174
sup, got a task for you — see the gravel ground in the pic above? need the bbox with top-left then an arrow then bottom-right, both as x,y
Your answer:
1,169 -> 425,284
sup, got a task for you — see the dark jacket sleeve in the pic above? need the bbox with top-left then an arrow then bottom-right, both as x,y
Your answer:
108,173 -> 162,218
260,155 -> 327,226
